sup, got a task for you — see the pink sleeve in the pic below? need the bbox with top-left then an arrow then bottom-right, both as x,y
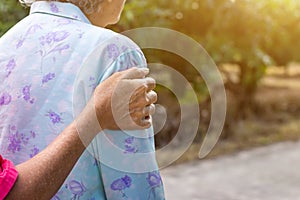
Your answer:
0,155 -> 18,200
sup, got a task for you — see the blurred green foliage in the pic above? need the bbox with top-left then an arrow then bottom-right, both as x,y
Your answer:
113,0 -> 300,116
1,0 -> 300,144
2,0 -> 299,96
0,0 -> 28,36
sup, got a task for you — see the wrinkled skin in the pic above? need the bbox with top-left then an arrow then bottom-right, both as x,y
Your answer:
94,67 -> 157,130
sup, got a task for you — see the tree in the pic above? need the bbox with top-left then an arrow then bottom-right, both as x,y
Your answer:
2,0 -> 300,142
0,0 -> 28,36
115,0 -> 300,118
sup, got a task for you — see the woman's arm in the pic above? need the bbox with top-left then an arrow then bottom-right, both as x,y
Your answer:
6,122 -> 86,200
4,67 -> 156,200
91,45 -> 165,199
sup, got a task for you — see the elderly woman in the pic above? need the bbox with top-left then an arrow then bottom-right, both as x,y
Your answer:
1,67 -> 156,200
0,0 -> 165,199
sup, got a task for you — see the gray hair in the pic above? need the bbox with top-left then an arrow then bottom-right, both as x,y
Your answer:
19,0 -> 104,14
19,0 -> 35,6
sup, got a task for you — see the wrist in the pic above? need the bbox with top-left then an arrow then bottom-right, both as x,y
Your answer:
75,99 -> 102,146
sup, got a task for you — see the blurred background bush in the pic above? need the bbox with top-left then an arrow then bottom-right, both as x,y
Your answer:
2,0 -> 300,163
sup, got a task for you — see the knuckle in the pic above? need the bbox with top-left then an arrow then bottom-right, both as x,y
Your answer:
147,92 -> 157,103
150,104 -> 156,113
131,110 -> 143,119
117,70 -> 126,77
142,83 -> 148,91
133,81 -> 146,91
147,78 -> 156,86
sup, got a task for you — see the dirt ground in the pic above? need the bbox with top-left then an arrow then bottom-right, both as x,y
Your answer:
161,141 -> 300,200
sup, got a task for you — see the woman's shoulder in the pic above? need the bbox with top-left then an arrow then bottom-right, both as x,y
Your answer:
85,25 -> 141,51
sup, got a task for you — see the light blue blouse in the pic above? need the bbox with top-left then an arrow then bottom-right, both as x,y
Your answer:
0,1 -> 165,199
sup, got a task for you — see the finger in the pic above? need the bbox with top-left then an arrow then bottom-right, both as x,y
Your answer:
129,91 -> 157,109
146,91 -> 158,105
122,67 -> 149,79
145,77 -> 156,92
129,105 -> 153,121
128,87 -> 147,105
124,113 -> 151,130
143,104 -> 156,116
128,106 -> 152,120
128,88 -> 157,111
125,77 -> 155,90
131,77 -> 156,99
130,115 -> 152,129
139,117 -> 152,129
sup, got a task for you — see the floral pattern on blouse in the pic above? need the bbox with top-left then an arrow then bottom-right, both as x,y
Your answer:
0,1 -> 165,200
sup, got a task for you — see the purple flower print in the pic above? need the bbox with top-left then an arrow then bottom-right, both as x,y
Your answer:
50,3 -> 59,13
0,92 -> 12,106
40,31 -> 70,46
42,73 -> 56,84
146,172 -> 163,200
30,130 -> 36,138
10,125 -> 16,131
7,126 -> 34,154
88,76 -> 97,90
16,39 -> 25,49
53,31 -> 70,42
68,180 -> 86,199
125,137 -> 134,144
22,85 -> 35,104
78,31 -> 84,39
117,51 -> 140,72
16,24 -> 42,49
46,110 -> 63,125
30,146 -> 39,158
51,195 -> 61,200
8,132 -> 23,153
124,137 -> 138,154
111,175 -> 132,198
22,85 -> 30,99
147,172 -> 162,187
89,76 -> 95,81
5,59 -> 16,77
26,24 -> 43,35
51,190 -> 63,200
48,44 -> 70,55
107,44 -> 120,59
122,46 -> 129,52
40,32 -> 54,46
39,31 -> 70,74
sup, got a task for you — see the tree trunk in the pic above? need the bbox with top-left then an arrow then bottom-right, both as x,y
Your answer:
237,63 -> 258,119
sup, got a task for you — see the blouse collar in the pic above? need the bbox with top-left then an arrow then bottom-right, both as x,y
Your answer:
30,1 -> 91,24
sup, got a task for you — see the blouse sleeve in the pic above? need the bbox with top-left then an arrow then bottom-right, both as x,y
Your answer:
89,40 -> 165,200
0,155 -> 18,200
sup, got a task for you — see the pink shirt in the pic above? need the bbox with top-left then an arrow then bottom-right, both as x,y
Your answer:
0,155 -> 18,200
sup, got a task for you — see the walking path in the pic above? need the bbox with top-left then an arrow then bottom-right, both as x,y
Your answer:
161,141 -> 300,200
